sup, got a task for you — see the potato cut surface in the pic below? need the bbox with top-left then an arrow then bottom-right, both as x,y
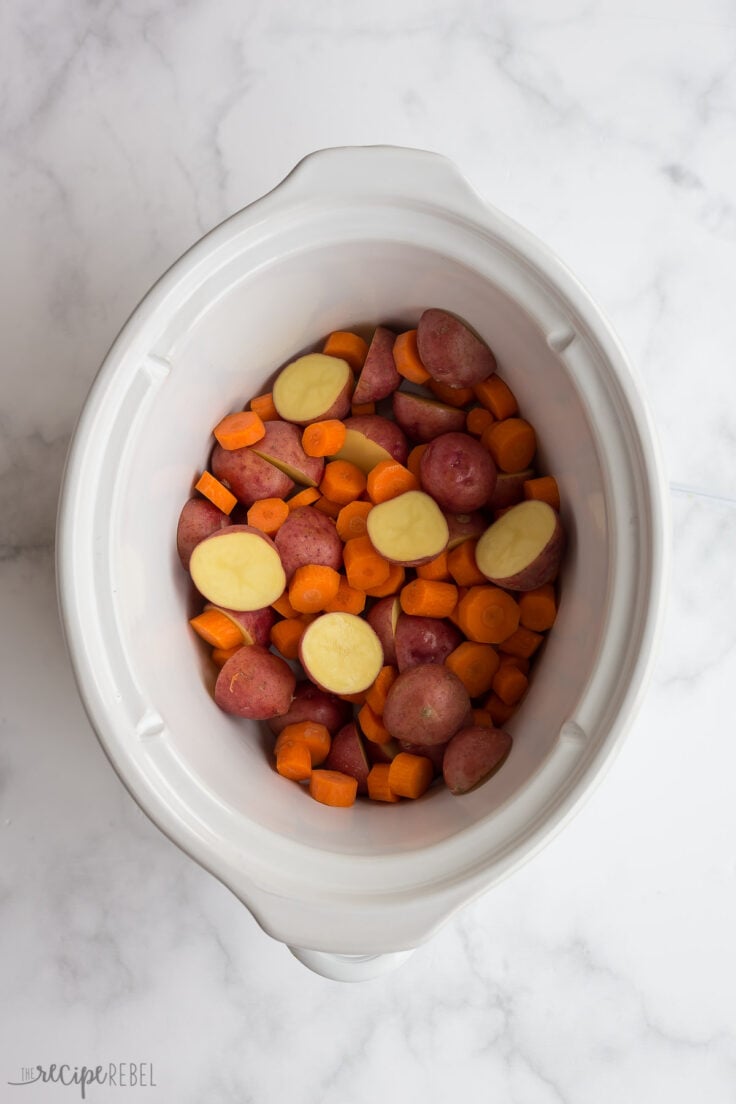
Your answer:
273,354 -> 351,423
300,612 -> 384,695
476,500 -> 557,578
189,530 -> 286,611
367,490 -> 449,565
333,429 -> 393,474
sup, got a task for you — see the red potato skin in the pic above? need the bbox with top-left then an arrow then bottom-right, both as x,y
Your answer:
267,680 -> 352,736
478,512 -> 565,591
343,415 -> 409,465
383,664 -> 471,746
444,511 -> 488,550
352,327 -> 400,405
399,740 -> 448,775
176,498 -> 230,568
251,420 -> 325,485
366,597 -> 400,666
417,308 -> 497,388
206,603 -> 275,647
442,725 -> 512,795
274,506 -> 343,581
211,442 -> 295,505
487,469 -> 534,511
324,722 -> 371,794
392,391 -> 467,443
214,645 -> 295,719
419,432 -> 498,513
394,614 -> 462,672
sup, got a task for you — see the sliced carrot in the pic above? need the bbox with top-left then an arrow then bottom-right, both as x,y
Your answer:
498,652 -> 530,676
287,486 -> 321,511
416,551 -> 450,581
320,460 -> 367,505
189,609 -> 243,650
499,626 -> 544,659
340,689 -> 368,705
366,459 -> 418,504
247,497 -> 289,536
302,419 -> 347,458
519,584 -> 557,631
474,375 -> 518,420
323,576 -> 366,615
523,476 -> 561,511
309,769 -> 358,806
323,330 -> 369,372
194,471 -> 236,515
289,564 -> 341,614
400,579 -> 458,619
351,401 -> 376,416
445,641 -> 500,698
275,721 -> 331,766
357,702 -> 391,744
364,562 -> 405,598
472,708 -> 493,728
270,617 -> 308,659
388,752 -> 434,799
313,496 -> 342,518
483,418 -> 536,473
213,410 -> 266,450
343,535 -> 391,591
492,664 -> 528,706
365,666 -> 398,716
448,586 -> 468,629
484,692 -> 517,726
367,763 -> 400,802
393,329 -> 430,384
336,500 -> 373,542
211,644 -> 243,668
427,379 -> 475,407
447,540 -> 486,586
406,443 -> 428,482
249,392 -> 280,422
466,406 -> 495,436
456,586 -> 520,644
275,742 -> 312,781
272,591 -> 298,619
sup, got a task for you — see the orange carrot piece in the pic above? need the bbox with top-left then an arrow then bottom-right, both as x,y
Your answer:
366,459 -> 418,504
272,591 -> 298,619
456,586 -> 520,644
484,693 -> 517,726
287,486 -> 321,511
270,617 -> 309,659
406,443 -> 428,482
189,609 -> 243,650
289,564 -> 341,614
213,410 -> 266,450
448,586 -> 469,629
246,497 -> 289,536
249,392 -> 280,422
351,401 -> 376,416
323,577 -> 366,615
445,641 -> 500,698
388,752 -> 434,799
400,579 -> 458,619
492,664 -> 528,706
393,329 -> 430,384
472,708 -> 493,728
275,721 -> 331,766
336,500 -> 373,542
309,769 -> 358,807
484,418 -> 536,473
416,551 -> 450,581
364,562 -> 405,598
323,331 -> 369,372
313,496 -> 342,518
343,536 -> 391,591
447,540 -> 486,586
340,689 -> 368,704
194,471 -> 236,515
275,742 -> 312,781
367,763 -> 401,802
498,652 -> 530,676
499,626 -> 544,659
320,460 -> 367,505
466,406 -> 495,436
357,702 -> 391,744
365,666 -> 398,715
519,584 -> 557,631
523,476 -> 561,511
211,644 -> 243,668
427,379 -> 475,407
474,375 -> 518,420
302,419 -> 347,458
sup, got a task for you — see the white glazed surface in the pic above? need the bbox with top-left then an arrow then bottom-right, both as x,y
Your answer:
3,1 -> 736,1100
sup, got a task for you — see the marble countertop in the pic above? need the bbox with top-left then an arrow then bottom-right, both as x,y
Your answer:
2,0 -> 735,1100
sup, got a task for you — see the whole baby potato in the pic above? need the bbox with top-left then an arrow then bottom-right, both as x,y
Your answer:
383,663 -> 470,746
176,498 -> 230,568
274,506 -> 343,581
335,414 -> 409,472
211,443 -> 294,505
214,644 -> 295,719
394,614 -> 462,672
267,680 -> 352,736
419,432 -> 497,512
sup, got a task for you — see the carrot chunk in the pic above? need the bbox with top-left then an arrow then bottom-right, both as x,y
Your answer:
367,763 -> 400,802
351,401 -> 376,416
189,609 -> 243,650
499,626 -> 544,659
474,375 -> 518,420
472,708 -> 493,728
289,564 -> 341,613
247,497 -> 289,535
400,579 -> 458,619
302,419 -> 347,457
447,540 -> 486,586
364,562 -> 405,598
275,721 -> 331,766
416,551 -> 450,581
445,641 -> 500,698
194,471 -> 236,515
320,460 -> 367,505
484,692 -> 517,726
466,407 -> 495,436
406,444 -> 428,481
492,664 -> 528,706
357,702 -> 391,744
276,742 -> 312,781
323,331 -> 369,372
343,536 -> 391,591
388,752 -> 434,799
523,476 -> 561,511
270,617 -> 310,659
366,460 -> 418,504
309,769 -> 358,807
393,330 -> 430,384
427,380 -> 475,407
323,577 -> 366,615
272,591 -> 298,619
249,392 -> 280,422
213,410 -> 266,450
211,644 -> 243,668
456,586 -> 520,644
336,500 -> 373,542
519,584 -> 557,631
483,418 -> 536,473
365,666 -> 398,715
313,496 -> 342,518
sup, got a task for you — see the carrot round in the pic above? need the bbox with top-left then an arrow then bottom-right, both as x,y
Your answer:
523,475 -> 561,511
393,330 -> 430,384
249,392 -> 280,422
194,471 -> 236,515
388,752 -> 434,799
246,497 -> 289,535
498,652 -> 530,676
289,564 -> 341,613
364,562 -> 405,598
416,551 -> 450,581
270,617 -> 309,659
448,586 -> 468,629
323,577 -> 366,615
365,666 -> 398,715
313,496 -> 342,518
484,692 -> 517,726
351,401 -> 376,416
213,410 -> 266,450
472,708 -> 493,728
211,643 -> 243,668
189,609 -> 243,650
320,460 -> 367,505
445,641 -> 500,698
466,406 -> 494,437
336,500 -> 373,542
275,721 -> 331,766
287,486 -> 321,511
323,331 -> 369,372
427,379 -> 475,407
276,741 -> 312,781
447,540 -> 486,586
367,763 -> 400,802
343,536 -> 391,590
519,584 -> 557,631
399,579 -> 458,619
456,586 -> 520,644
484,418 -> 536,473
406,443 -> 428,482
309,769 -> 358,807
492,664 -> 528,706
366,460 -> 418,504
474,375 -> 518,420
272,591 -> 298,619
357,702 -> 391,744
499,626 -> 544,658
302,419 -> 347,458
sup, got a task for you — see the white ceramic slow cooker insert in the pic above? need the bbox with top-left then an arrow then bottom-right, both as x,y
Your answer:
57,146 -> 668,981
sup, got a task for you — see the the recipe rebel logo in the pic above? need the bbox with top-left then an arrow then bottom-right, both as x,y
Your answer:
7,1063 -> 156,1098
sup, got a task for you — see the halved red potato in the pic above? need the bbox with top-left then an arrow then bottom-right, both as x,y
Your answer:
176,498 -> 230,568
366,490 -> 449,566
392,390 -> 467,442
324,722 -> 371,794
487,469 -> 534,511
189,525 -> 286,610
251,420 -> 324,486
204,603 -> 275,647
444,511 -> 488,550
475,500 -> 564,591
333,414 -> 409,472
211,443 -> 294,505
366,596 -> 400,666
352,327 -> 400,404
272,353 -> 353,425
267,680 -> 352,736
394,614 -> 462,671
383,663 -> 470,746
274,506 -> 343,581
416,308 -> 497,388
214,644 -> 295,719
419,432 -> 497,512
442,725 -> 512,794
299,612 -> 384,695
399,739 -> 448,775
